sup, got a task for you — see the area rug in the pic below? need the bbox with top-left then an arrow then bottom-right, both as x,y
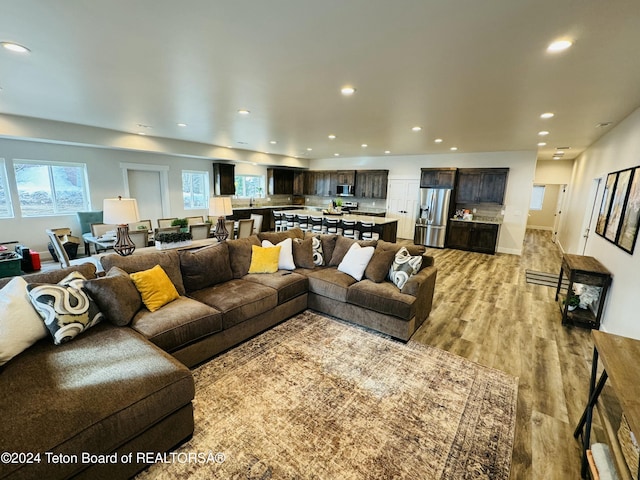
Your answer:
137,311 -> 518,480
525,269 -> 568,289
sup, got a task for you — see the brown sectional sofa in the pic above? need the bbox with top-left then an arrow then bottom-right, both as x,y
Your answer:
0,228 -> 436,479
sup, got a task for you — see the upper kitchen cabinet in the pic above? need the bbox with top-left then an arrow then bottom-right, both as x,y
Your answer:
303,171 -> 337,196
420,168 -> 457,188
335,170 -> 356,186
293,170 -> 305,196
355,170 -> 389,199
213,162 -> 235,196
267,168 -> 294,195
455,168 -> 509,205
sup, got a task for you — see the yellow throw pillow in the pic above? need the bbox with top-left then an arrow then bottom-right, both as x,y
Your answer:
130,265 -> 179,312
248,245 -> 281,274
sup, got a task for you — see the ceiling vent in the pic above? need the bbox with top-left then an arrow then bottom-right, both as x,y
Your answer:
596,122 -> 613,128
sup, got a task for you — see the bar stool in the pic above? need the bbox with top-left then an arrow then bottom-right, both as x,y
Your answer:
273,211 -> 285,232
284,213 -> 296,230
324,217 -> 341,235
297,214 -> 311,231
310,216 -> 324,234
359,221 -> 379,241
341,219 -> 358,239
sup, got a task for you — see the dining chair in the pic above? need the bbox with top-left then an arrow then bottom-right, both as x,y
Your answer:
46,229 -> 98,269
129,219 -> 152,232
297,214 -> 311,232
225,220 -> 236,239
283,213 -> 296,230
154,226 -> 181,237
237,219 -> 255,239
189,223 -> 210,240
186,216 -> 205,225
90,223 -> 117,254
250,214 -> 263,234
128,230 -> 150,248
76,211 -> 103,256
341,220 -> 358,239
157,218 -> 178,228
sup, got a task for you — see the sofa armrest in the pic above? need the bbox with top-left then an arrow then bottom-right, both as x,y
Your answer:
401,265 -> 437,327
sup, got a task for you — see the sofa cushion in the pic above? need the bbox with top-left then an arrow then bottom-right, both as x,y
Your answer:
0,277 -> 48,366
84,266 -> 142,326
365,246 -> 397,283
258,227 -> 304,244
243,271 -> 308,305
226,236 -> 261,278
27,271 -> 104,345
0,263 -> 98,290
178,242 -> 233,292
130,265 -> 180,313
306,268 -> 357,302
189,279 -> 278,329
131,296 -> 222,352
248,245 -> 281,274
347,279 -> 416,320
0,323 -> 194,480
100,250 -> 186,295
337,243 -> 375,281
328,236 -> 377,266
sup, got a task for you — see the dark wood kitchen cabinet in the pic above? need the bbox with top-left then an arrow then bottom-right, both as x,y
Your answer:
213,162 -> 235,196
355,170 -> 388,199
336,170 -> 356,186
267,168 -> 294,195
293,170 -> 305,196
420,168 -> 457,188
446,221 -> 500,254
456,168 -> 508,204
303,171 -> 338,196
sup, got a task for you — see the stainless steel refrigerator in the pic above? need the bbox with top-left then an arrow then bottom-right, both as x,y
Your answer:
414,188 -> 452,248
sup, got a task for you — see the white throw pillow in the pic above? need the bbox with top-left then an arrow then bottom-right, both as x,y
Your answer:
262,237 -> 296,270
0,277 -> 49,366
338,243 -> 375,281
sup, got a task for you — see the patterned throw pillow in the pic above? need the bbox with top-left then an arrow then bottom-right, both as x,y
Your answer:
27,271 -> 104,345
388,247 -> 423,290
310,235 -> 324,266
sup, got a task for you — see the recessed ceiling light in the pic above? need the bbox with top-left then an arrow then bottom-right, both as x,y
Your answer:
137,132 -> 146,136
334,153 -> 340,157
341,86 -> 356,96
538,131 -> 550,136
384,151 -> 391,154
547,40 -> 573,53
450,147 -> 458,151
306,148 -> 312,151
328,134 -> 336,139
237,109 -> 250,115
177,123 -> 187,127
553,156 -> 561,160
537,142 -> 547,147
269,140 -> 277,144
434,138 -> 443,143
412,126 -> 422,132
361,144 -> 368,148
540,112 -> 555,119
226,145 -> 233,149
1,42 -> 30,54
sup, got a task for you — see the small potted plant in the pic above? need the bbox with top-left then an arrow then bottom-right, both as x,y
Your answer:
171,218 -> 189,232
566,294 -> 580,311
155,231 -> 193,250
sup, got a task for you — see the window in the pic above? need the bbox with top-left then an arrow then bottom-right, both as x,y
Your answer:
0,160 -> 13,218
14,160 -> 90,217
530,185 -> 546,211
235,175 -> 265,198
182,170 -> 210,209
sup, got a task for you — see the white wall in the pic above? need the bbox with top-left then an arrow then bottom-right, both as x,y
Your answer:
311,150 -> 538,255
559,106 -> 640,339
527,184 -> 560,230
534,160 -> 574,184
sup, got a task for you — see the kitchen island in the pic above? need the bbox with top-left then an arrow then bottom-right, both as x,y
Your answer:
280,209 -> 398,242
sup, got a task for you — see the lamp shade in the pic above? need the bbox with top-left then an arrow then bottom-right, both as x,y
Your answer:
103,197 -> 140,225
209,197 -> 233,217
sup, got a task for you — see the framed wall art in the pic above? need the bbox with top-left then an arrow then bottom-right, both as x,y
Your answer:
596,165 -> 640,254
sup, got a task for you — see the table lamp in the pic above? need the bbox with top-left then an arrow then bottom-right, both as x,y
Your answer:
209,196 -> 233,242
103,196 -> 140,256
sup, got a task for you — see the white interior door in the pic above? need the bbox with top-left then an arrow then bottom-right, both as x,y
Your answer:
552,184 -> 566,243
386,179 -> 419,240
127,170 -> 164,224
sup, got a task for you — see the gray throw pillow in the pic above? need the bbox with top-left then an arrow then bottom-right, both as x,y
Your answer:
292,237 -> 316,269
179,242 -> 233,291
365,247 -> 397,283
84,267 -> 142,326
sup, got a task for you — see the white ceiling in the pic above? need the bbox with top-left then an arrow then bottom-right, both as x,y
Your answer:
1,0 -> 640,162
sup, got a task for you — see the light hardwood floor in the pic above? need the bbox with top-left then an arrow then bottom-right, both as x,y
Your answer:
410,229 -> 594,480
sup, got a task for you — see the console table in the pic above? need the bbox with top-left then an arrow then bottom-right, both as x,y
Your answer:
574,331 -> 640,479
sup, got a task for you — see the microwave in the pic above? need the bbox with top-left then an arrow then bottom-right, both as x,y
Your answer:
336,184 -> 354,196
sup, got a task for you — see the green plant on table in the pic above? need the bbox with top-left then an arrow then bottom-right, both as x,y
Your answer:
155,232 -> 192,244
171,218 -> 188,228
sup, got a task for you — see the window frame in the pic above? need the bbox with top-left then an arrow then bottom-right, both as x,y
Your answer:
0,159 -> 14,219
181,169 -> 210,210
530,184 -> 546,211
13,159 -> 91,217
234,174 -> 265,199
